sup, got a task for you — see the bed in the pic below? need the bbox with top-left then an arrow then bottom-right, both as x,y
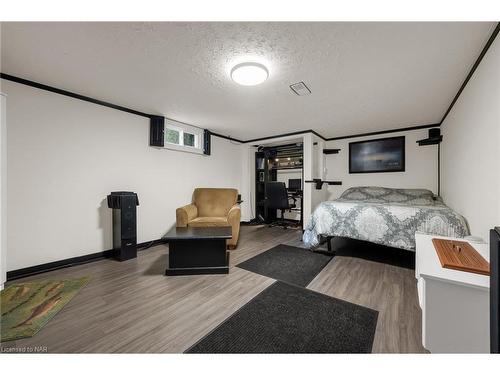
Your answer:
302,186 -> 470,251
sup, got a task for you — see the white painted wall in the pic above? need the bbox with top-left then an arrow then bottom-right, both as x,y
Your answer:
302,133 -> 314,227
0,92 -> 7,289
310,134 -> 328,214
3,81 -> 244,271
441,36 -> 500,242
323,129 -> 439,200
239,145 -> 254,222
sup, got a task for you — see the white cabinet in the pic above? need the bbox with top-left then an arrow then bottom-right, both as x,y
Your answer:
415,232 -> 489,353
0,93 -> 6,290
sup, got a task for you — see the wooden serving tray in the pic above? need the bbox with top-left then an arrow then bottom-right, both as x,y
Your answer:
432,238 -> 490,276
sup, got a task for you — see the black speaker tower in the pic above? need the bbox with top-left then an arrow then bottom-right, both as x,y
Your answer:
107,191 -> 139,261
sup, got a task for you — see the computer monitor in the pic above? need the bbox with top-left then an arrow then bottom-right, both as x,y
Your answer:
288,178 -> 301,191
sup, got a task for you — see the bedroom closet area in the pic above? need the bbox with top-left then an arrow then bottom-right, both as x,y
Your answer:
254,142 -> 304,227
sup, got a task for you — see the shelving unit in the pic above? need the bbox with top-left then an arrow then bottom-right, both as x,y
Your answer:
305,179 -> 342,190
255,152 -> 268,222
417,136 -> 442,146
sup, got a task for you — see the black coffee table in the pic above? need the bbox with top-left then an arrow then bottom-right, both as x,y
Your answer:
162,226 -> 232,276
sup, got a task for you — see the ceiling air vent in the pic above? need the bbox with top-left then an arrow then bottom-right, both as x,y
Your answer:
290,81 -> 311,96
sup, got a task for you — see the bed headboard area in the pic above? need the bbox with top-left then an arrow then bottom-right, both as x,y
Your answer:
337,186 -> 437,205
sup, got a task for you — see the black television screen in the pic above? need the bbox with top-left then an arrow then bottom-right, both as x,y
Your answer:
349,136 -> 405,173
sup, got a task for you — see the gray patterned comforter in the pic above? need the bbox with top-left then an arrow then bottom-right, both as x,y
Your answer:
302,186 -> 469,251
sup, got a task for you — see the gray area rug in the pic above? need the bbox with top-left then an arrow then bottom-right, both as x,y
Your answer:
236,244 -> 333,287
186,281 -> 378,353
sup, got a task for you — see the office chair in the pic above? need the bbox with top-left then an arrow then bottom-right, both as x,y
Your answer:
265,182 -> 297,229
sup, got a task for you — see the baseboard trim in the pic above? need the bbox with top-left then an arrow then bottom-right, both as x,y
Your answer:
6,240 -> 163,282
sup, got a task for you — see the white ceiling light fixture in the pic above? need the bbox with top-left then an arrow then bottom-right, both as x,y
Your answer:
231,62 -> 269,86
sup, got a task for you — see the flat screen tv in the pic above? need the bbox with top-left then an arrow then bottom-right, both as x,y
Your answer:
349,136 -> 405,173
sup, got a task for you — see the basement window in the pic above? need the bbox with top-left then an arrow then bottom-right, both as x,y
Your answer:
165,128 -> 180,145
164,119 -> 203,154
183,132 -> 195,147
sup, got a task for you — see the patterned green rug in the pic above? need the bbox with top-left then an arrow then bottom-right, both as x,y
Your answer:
1,277 -> 89,342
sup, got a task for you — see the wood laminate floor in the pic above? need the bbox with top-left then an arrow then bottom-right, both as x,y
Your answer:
0,225 -> 425,353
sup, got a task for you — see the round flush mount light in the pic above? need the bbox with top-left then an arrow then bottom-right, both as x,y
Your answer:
231,62 -> 269,86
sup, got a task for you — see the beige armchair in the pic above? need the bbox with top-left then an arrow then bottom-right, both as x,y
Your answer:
176,188 -> 241,249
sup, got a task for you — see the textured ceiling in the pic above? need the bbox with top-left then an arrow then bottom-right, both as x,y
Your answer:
0,22 -> 496,139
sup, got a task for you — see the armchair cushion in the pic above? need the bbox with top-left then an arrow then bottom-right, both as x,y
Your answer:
188,217 -> 229,227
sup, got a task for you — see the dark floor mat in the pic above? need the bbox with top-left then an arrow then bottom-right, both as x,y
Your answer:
236,244 -> 333,287
186,281 -> 378,353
